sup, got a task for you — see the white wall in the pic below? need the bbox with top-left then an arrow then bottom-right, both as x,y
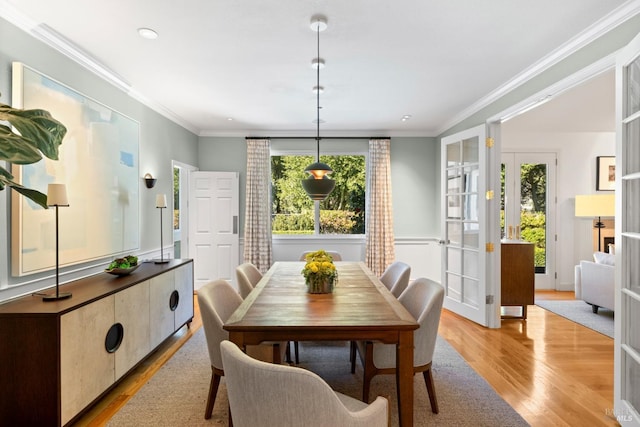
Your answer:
500,129 -> 615,290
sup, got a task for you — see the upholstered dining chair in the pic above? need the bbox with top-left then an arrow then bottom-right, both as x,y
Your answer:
235,262 -> 263,299
198,279 -> 286,420
379,261 -> 411,298
235,262 -> 298,364
299,250 -> 343,261
350,278 -> 445,414
220,340 -> 389,427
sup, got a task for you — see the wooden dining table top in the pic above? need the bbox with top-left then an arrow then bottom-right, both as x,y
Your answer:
223,261 -> 419,427
224,261 -> 418,340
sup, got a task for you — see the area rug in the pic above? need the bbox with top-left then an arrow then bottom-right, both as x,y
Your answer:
107,328 -> 528,426
535,299 -> 614,338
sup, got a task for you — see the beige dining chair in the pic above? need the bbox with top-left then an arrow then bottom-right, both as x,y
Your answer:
235,262 -> 298,364
220,340 -> 389,427
299,250 -> 343,261
198,279 -> 287,420
235,262 -> 263,299
379,261 -> 411,298
350,277 -> 445,414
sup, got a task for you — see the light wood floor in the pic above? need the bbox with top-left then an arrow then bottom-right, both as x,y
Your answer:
73,291 -> 616,427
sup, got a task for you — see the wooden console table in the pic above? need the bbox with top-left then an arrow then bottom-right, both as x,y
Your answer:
0,259 -> 194,426
501,242 -> 535,319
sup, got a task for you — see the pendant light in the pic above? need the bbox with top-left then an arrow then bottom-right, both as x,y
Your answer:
301,16 -> 335,201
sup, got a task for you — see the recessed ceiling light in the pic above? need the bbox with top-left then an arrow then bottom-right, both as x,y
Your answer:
401,115 -> 412,122
138,28 -> 158,40
227,117 -> 234,121
312,86 -> 324,94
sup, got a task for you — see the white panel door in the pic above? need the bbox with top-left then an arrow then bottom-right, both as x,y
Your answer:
189,171 -> 239,290
614,30 -> 640,426
441,124 -> 497,327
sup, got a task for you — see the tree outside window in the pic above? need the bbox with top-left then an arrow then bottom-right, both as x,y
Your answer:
272,155 -> 365,235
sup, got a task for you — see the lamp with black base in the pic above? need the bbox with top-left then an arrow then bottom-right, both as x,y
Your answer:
43,183 -> 72,301
575,194 -> 615,252
155,194 -> 170,264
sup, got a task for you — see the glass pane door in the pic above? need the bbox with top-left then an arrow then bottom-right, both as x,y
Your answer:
501,153 -> 556,289
615,31 -> 640,425
441,125 -> 488,326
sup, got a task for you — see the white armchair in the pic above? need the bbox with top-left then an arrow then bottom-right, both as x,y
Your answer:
220,340 -> 389,427
574,252 -> 615,313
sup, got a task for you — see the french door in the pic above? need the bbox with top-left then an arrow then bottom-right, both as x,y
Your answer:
501,153 -> 557,289
441,124 -> 499,327
614,30 -> 640,426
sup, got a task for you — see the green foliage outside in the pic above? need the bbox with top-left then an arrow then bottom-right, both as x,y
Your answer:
173,167 -> 180,229
501,162 -> 547,268
272,155 -> 365,234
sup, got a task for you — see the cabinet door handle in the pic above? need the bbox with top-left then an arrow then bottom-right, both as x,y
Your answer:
233,216 -> 238,234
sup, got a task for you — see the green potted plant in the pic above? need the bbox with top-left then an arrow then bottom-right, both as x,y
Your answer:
0,99 -> 67,209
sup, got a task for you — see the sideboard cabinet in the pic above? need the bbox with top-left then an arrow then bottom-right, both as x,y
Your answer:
0,259 -> 194,426
501,242 -> 535,319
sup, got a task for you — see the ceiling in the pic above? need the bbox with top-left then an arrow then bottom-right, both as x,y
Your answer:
504,68 -> 616,133
1,0 -> 633,137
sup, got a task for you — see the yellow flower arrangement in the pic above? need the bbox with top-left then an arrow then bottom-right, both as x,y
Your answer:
301,250 -> 338,293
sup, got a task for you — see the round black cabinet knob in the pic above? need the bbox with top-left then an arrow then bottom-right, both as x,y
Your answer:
105,323 -> 124,353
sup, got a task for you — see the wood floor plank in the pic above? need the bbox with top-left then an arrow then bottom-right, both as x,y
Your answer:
72,291 -> 617,427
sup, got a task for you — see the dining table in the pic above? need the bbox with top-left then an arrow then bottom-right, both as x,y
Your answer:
224,261 -> 419,427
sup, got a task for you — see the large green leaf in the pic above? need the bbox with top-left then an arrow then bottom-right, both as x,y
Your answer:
0,101 -> 66,208
0,124 -> 44,164
0,174 -> 48,209
0,103 -> 66,160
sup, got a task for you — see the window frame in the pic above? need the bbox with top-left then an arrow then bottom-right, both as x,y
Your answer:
270,142 -> 368,238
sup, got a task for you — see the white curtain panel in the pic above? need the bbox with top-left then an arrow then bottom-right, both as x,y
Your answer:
365,139 -> 395,276
243,139 -> 273,273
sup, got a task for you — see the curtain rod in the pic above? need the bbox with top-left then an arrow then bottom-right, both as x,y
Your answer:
245,136 -> 390,140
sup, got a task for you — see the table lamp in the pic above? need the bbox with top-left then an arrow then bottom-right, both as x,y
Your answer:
155,194 -> 169,264
575,194 -> 615,252
43,183 -> 72,301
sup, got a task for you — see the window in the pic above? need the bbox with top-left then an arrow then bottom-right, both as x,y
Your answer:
271,154 -> 366,235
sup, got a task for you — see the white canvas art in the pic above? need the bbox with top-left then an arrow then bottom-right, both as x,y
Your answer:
11,63 -> 140,276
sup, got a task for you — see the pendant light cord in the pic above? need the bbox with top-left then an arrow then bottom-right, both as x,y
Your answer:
316,21 -> 321,162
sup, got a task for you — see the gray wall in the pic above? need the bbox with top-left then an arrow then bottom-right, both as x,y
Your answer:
0,17 -> 199,299
198,136 -> 439,238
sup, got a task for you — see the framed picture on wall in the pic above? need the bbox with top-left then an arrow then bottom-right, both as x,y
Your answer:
596,156 -> 615,191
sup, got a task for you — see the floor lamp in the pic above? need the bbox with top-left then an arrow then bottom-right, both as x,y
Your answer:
155,194 -> 169,264
43,183 -> 72,301
575,194 -> 615,252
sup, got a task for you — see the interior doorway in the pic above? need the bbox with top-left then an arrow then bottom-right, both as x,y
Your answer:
172,161 -> 198,259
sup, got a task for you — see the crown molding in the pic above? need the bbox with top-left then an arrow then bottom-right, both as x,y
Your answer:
0,1 -> 200,135
435,0 -> 640,136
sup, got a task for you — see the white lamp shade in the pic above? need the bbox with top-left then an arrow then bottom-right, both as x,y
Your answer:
156,194 -> 167,208
575,194 -> 615,217
47,184 -> 69,206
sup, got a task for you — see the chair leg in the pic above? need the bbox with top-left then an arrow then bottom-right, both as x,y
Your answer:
272,343 -> 282,364
350,341 -> 357,373
294,341 -> 300,364
205,369 -> 221,419
285,342 -> 292,364
423,366 -> 439,414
